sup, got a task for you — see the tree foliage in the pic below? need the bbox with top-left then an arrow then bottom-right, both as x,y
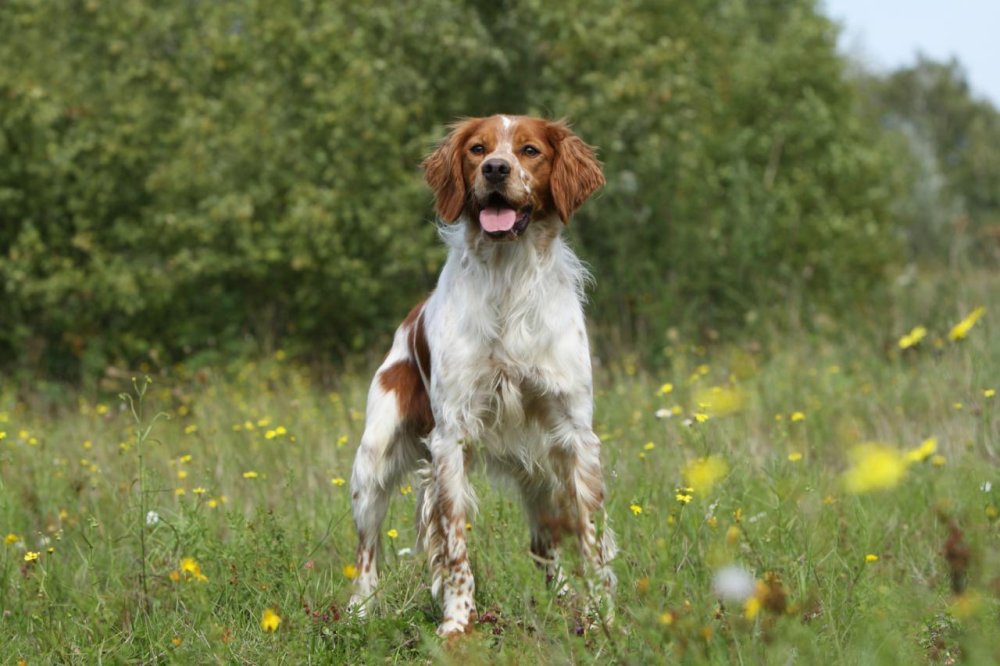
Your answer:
1,0 -> 911,378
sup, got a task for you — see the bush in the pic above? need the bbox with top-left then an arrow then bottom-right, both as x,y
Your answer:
0,0 -> 905,379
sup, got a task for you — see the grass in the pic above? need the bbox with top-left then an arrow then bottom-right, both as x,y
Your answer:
1,269 -> 998,664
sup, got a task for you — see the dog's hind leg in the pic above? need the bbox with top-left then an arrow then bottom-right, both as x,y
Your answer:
348,357 -> 431,616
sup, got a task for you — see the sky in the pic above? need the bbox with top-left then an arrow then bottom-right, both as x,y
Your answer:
821,0 -> 1000,106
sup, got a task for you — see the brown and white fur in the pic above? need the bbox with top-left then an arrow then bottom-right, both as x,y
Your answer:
347,115 -> 615,637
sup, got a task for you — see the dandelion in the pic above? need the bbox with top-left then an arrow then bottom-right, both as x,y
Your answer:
184,424 -> 198,435
179,454 -> 192,463
657,383 -> 674,396
675,488 -> 694,504
342,564 -> 358,580
180,557 -> 208,582
265,430 -> 276,440
331,477 -> 346,486
257,417 -> 271,427
260,608 -> 282,632
275,426 -> 287,436
743,596 -> 762,620
386,528 -> 399,539
192,487 -> 207,495
790,411 -> 805,422
904,437 -> 937,464
683,456 -> 728,493
399,484 -> 413,496
947,306 -> 985,342
629,503 -> 643,516
658,611 -> 675,626
171,637 -> 183,647
95,404 -> 109,415
24,551 -> 39,562
5,533 -> 19,545
842,444 -> 907,493
175,488 -> 186,496
337,435 -> 349,447
985,389 -> 996,398
693,385 -> 746,417
693,413 -> 709,423
82,439 -> 91,449
865,554 -> 879,563
644,442 -> 655,451
0,431 -> 5,440
787,452 -> 803,462
897,325 -> 927,350
177,470 -> 188,480
242,471 -> 259,479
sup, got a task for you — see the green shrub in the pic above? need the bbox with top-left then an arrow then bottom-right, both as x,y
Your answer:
1,0 -> 905,379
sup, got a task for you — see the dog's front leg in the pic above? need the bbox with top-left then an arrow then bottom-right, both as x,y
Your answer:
424,430 -> 477,637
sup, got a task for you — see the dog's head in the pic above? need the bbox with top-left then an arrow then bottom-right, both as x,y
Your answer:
423,115 -> 605,240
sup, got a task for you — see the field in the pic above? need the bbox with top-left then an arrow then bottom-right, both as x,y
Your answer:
2,270 -> 997,665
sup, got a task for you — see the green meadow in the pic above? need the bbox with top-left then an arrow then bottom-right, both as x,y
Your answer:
2,269 -> 996,664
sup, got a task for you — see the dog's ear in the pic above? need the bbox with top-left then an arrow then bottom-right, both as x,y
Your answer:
547,121 -> 605,224
422,120 -> 477,223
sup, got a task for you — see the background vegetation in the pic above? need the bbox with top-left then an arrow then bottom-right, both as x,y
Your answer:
4,0 -> 997,380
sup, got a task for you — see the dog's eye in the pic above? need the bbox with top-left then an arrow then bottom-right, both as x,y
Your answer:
522,145 -> 540,156
470,144 -> 486,155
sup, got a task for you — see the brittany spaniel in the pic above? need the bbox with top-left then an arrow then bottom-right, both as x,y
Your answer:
348,115 -> 616,637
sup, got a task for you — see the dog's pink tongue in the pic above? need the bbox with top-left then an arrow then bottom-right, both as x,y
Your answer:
479,207 -> 517,233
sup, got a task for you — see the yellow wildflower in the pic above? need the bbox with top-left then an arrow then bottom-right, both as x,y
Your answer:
95,404 -> 109,415
24,551 -> 40,562
399,484 -> 413,496
683,456 -> 728,493
183,424 -> 198,435
180,557 -> 208,582
337,435 -> 349,447
693,413 -> 709,423
644,442 -> 655,451
787,452 -> 803,462
904,437 -> 937,464
179,454 -> 192,463
242,471 -> 259,479
842,444 -> 907,493
171,637 -> 183,647
790,411 -> 805,422
693,385 -> 746,417
743,596 -> 761,621
984,389 -> 996,398
260,608 -> 282,632
675,488 -> 694,504
659,611 -> 675,625
331,477 -> 346,486
264,430 -> 276,440
257,417 -> 271,427
386,528 -> 399,539
931,455 -> 946,467
0,431 -> 5,440
658,383 -> 674,396
177,470 -> 188,480
629,503 -> 643,516
947,306 -> 985,342
192,487 -> 207,495
897,326 -> 927,350
169,570 -> 181,582
865,554 -> 879,563
342,564 -> 358,580
4,533 -> 19,545
275,426 -> 287,436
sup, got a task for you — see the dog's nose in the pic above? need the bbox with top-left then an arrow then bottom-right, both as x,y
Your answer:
482,158 -> 511,184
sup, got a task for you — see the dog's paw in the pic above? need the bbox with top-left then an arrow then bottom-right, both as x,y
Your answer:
436,616 -> 473,638
346,594 -> 368,618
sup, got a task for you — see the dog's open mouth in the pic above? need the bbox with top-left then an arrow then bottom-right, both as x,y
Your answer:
478,193 -> 532,239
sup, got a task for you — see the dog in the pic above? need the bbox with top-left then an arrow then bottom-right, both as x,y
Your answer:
347,115 -> 616,637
